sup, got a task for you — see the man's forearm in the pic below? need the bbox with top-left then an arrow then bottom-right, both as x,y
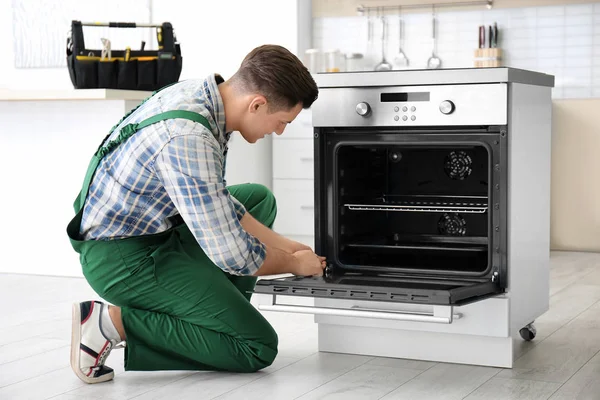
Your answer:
240,212 -> 295,253
252,244 -> 298,276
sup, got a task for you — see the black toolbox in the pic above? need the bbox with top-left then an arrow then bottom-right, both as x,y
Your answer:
66,20 -> 182,91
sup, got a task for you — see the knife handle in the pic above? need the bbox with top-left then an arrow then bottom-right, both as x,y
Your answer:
493,22 -> 498,48
479,26 -> 485,48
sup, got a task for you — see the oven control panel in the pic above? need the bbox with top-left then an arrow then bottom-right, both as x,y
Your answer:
313,83 -> 507,127
372,100 -> 455,122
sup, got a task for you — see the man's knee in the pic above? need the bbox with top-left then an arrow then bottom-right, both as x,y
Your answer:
234,327 -> 278,373
247,183 -> 277,228
252,183 -> 276,208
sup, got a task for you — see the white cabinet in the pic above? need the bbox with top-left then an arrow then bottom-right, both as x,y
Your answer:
272,180 -> 314,236
278,108 -> 314,139
272,109 -> 315,248
314,296 -> 510,338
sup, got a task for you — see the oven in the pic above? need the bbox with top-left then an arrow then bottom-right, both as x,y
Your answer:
253,69 -> 554,340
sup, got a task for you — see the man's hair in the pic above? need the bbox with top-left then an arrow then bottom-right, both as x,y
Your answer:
231,44 -> 318,111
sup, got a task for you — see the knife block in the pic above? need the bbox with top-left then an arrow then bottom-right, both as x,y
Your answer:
474,48 -> 503,68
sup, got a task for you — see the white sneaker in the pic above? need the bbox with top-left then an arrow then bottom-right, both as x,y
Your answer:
70,301 -> 119,384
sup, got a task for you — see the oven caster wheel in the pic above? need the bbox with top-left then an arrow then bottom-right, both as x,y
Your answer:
519,322 -> 536,341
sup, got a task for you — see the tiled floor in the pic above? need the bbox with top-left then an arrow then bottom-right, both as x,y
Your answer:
1,251 -> 599,400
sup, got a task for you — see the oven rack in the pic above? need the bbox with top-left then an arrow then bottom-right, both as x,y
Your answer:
344,194 -> 488,214
344,202 -> 488,214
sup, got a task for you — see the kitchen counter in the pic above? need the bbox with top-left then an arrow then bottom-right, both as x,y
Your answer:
0,88 -> 152,101
313,67 -> 555,88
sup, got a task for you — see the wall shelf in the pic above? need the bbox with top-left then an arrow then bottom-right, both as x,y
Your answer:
356,0 -> 492,15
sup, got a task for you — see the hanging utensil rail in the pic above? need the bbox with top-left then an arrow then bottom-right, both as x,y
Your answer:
357,0 -> 492,14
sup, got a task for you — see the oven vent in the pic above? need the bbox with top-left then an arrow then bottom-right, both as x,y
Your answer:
438,213 -> 468,236
259,285 -> 441,303
444,150 -> 473,180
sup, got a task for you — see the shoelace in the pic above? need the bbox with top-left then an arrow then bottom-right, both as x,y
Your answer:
114,341 -> 126,349
97,341 -> 114,366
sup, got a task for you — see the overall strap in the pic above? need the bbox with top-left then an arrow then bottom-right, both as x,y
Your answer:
72,110 -> 212,213
96,111 -> 212,158
96,82 -> 179,151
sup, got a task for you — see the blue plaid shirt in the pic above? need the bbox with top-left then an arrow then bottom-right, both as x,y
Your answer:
79,74 -> 266,276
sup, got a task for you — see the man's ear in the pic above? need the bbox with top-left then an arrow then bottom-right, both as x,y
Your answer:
249,95 -> 267,113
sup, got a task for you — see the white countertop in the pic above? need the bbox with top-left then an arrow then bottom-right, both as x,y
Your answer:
0,88 -> 152,101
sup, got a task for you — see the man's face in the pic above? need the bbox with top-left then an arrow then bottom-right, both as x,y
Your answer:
239,99 -> 303,143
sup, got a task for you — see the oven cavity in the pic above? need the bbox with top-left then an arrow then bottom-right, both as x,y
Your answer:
336,144 -> 490,275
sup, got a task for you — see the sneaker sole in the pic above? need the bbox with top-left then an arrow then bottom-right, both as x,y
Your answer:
70,303 -> 115,384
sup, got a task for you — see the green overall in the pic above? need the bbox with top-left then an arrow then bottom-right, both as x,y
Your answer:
66,103 -> 278,372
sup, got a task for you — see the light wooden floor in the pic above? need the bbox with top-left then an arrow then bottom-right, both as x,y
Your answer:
1,251 -> 599,400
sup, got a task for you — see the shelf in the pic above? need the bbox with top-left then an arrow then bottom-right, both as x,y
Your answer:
344,194 -> 488,214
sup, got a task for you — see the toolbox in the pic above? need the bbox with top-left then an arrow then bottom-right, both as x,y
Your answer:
66,20 -> 182,91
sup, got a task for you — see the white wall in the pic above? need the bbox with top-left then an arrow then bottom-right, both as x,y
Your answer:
0,0 -> 73,89
0,99 -> 142,278
0,0 -> 152,90
0,0 -> 311,189
314,2 -> 600,99
0,0 -> 310,277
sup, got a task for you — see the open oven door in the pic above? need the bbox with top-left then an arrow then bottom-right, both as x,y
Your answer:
251,274 -> 503,324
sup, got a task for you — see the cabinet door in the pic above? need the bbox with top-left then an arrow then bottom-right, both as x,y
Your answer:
279,109 -> 313,139
273,139 -> 314,179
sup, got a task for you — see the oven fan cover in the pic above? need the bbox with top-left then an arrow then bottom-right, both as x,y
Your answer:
444,151 -> 473,180
438,212 -> 467,236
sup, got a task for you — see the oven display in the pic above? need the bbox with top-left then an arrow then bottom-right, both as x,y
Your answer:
381,92 -> 430,102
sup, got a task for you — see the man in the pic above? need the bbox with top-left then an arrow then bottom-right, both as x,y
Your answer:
66,44 -> 322,384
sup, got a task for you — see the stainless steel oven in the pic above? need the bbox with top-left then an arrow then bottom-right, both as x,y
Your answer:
253,69 -> 554,351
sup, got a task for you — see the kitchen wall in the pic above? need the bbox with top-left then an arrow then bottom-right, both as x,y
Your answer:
0,0 -> 105,90
150,0 -> 311,189
0,0 -> 311,278
0,0 -> 311,191
313,2 -> 600,99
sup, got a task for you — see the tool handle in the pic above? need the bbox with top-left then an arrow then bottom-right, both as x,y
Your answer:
80,22 -> 163,28
109,22 -> 136,28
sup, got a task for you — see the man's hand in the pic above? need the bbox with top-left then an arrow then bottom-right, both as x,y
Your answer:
291,250 -> 326,277
253,247 -> 327,277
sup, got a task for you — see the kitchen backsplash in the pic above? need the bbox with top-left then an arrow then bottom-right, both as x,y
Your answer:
313,2 -> 600,99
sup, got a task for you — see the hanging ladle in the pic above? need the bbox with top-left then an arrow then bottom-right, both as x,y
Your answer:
393,6 -> 409,68
375,7 -> 393,71
427,6 -> 442,69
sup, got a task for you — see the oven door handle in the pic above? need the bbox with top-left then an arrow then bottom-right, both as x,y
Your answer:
258,302 -> 461,324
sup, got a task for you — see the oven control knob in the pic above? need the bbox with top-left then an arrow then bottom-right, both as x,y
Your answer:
355,102 -> 371,117
439,100 -> 455,115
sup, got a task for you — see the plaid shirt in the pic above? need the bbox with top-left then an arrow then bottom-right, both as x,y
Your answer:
79,74 -> 266,276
